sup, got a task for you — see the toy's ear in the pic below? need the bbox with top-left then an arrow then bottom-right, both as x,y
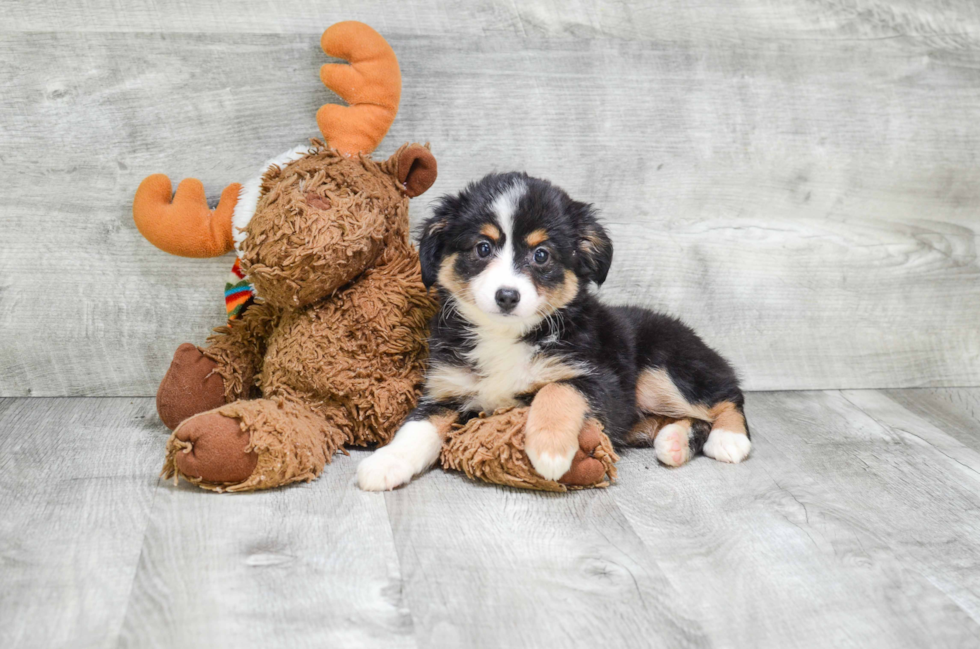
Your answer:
396,144 -> 438,198
569,200 -> 613,286
417,194 -> 458,288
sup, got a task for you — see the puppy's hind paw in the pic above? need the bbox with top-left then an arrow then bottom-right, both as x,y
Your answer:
654,422 -> 691,467
357,450 -> 415,491
703,429 -> 751,464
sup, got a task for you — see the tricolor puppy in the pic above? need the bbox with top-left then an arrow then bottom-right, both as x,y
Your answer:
357,172 -> 750,491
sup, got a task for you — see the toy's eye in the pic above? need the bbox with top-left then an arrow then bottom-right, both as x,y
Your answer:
476,241 -> 492,258
533,248 -> 550,264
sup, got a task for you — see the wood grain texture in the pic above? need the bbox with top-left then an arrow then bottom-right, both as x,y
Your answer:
612,390 -> 980,648
3,0 -> 979,46
2,2 -> 980,396
0,397 -> 160,648
3,391 -> 980,646
380,454 -> 708,649
883,387 -> 980,455
117,449 -> 413,649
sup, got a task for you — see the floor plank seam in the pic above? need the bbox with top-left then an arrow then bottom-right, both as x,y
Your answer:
379,490 -> 421,649
111,471 -> 166,649
842,391 -> 980,480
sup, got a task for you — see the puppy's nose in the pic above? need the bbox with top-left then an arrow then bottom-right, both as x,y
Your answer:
495,287 -> 521,312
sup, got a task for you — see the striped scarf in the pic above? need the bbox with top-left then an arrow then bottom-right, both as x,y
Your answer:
224,257 -> 256,321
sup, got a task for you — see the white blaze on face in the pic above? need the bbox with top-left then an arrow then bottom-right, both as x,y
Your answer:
470,181 -> 543,321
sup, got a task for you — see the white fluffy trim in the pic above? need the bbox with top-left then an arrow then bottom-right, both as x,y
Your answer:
232,144 -> 311,253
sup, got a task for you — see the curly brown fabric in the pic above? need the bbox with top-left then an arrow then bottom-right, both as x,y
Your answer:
162,397 -> 349,492
202,301 -> 282,403
243,143 -> 406,308
162,141 -> 437,492
441,407 -> 619,492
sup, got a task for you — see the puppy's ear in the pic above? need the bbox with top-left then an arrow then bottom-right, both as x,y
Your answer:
417,194 -> 459,289
570,201 -> 613,286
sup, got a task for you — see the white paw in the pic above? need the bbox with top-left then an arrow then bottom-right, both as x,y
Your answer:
357,450 -> 415,491
654,423 -> 691,467
703,429 -> 751,464
526,445 -> 577,481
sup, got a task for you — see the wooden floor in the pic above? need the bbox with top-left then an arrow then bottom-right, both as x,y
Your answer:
1,389 -> 978,648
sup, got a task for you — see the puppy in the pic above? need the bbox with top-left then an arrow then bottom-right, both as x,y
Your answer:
357,172 -> 750,491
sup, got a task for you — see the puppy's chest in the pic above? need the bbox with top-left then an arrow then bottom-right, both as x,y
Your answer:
426,333 -> 582,413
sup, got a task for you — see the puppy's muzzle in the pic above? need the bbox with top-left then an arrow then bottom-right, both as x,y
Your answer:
495,287 -> 521,313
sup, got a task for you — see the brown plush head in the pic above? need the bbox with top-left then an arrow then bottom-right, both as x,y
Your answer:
240,21 -> 437,307
239,142 -> 437,308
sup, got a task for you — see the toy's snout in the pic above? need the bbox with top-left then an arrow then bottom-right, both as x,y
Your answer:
241,192 -> 389,308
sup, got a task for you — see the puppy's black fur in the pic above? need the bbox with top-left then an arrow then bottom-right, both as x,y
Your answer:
412,172 -> 749,459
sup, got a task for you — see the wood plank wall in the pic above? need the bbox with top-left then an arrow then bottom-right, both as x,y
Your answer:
1,1 -> 978,396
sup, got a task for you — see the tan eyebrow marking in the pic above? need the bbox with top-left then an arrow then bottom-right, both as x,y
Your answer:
480,223 -> 501,241
526,229 -> 549,247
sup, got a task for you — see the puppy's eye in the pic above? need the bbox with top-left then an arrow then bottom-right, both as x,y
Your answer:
533,248 -> 550,264
476,241 -> 492,258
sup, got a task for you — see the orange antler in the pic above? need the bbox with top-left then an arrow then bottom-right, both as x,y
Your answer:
318,21 -> 401,155
133,174 -> 239,258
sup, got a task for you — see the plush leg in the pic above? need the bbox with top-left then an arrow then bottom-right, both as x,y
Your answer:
162,397 -> 348,492
440,407 -> 619,492
201,300 -> 282,402
156,343 -> 227,430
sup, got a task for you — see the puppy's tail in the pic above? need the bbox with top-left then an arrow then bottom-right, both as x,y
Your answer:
688,419 -> 712,456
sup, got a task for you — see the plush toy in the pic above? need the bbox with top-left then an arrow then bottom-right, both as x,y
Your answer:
134,21 -> 618,492
442,408 -> 619,492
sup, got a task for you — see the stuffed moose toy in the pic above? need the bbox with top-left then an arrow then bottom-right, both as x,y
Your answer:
133,22 -> 618,492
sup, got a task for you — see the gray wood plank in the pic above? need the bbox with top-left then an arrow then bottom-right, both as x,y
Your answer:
611,391 -> 980,648
379,454 -> 709,649
842,388 -> 980,491
3,14 -> 980,396
117,448 -> 414,649
882,388 -> 980,455
5,392 -> 980,647
3,0 -> 978,47
0,0 -> 524,35
0,397 -> 161,649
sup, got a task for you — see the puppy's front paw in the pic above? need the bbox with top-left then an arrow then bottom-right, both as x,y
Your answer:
703,429 -> 751,464
526,440 -> 578,481
357,450 -> 415,491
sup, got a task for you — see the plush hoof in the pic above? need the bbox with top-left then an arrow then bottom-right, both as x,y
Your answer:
157,343 -> 227,430
171,411 -> 258,484
559,420 -> 609,486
